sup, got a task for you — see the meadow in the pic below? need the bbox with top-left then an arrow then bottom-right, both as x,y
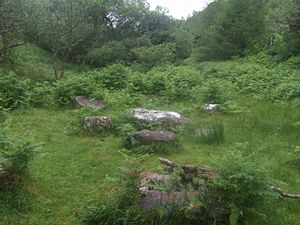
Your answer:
0,45 -> 300,225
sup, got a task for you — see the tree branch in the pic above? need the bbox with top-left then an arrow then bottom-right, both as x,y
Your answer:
271,186 -> 300,199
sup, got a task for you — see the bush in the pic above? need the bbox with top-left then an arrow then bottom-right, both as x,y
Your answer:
54,74 -> 96,106
163,66 -> 202,101
199,148 -> 275,224
82,156 -> 201,225
85,41 -> 129,67
29,82 -> 55,108
0,108 -> 6,123
0,125 -> 36,189
132,43 -> 177,70
94,64 -> 130,90
193,79 -> 230,104
0,69 -> 30,109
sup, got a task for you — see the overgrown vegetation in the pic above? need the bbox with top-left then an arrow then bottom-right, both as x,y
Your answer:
0,0 -> 300,224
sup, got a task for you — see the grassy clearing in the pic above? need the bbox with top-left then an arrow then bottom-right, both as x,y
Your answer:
0,97 -> 299,224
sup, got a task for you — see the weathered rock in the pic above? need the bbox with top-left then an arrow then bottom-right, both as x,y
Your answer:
140,172 -> 171,191
133,108 -> 190,126
139,190 -> 200,212
75,96 -> 105,109
83,116 -> 112,133
202,104 -> 220,112
134,130 -> 176,144
195,128 -> 213,137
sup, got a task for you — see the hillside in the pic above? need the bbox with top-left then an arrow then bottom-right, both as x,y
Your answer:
0,44 -> 299,225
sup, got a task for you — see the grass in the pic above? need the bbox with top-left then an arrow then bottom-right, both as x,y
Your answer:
0,44 -> 299,224
0,97 -> 299,224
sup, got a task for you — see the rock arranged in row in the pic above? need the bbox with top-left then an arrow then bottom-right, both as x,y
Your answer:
138,158 -> 229,224
133,108 -> 190,127
202,103 -> 220,112
134,130 -> 176,144
83,116 -> 112,133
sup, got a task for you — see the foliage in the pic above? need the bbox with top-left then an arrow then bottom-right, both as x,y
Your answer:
94,64 -> 130,90
0,69 -> 30,109
85,41 -> 129,67
190,0 -> 266,60
132,43 -> 177,70
29,82 -> 55,108
196,122 -> 225,144
200,148 -> 275,224
53,74 -> 96,106
0,124 -> 36,189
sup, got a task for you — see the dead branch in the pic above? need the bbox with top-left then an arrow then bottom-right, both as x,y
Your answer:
271,186 -> 300,199
158,157 -> 179,168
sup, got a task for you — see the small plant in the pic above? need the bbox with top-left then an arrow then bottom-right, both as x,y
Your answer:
197,122 -> 225,144
0,125 -> 36,189
29,81 -> 55,108
54,74 -> 96,106
197,148 -> 275,225
94,64 -> 130,90
0,69 -> 30,109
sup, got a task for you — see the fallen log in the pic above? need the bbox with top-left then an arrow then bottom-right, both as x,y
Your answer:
158,157 -> 212,173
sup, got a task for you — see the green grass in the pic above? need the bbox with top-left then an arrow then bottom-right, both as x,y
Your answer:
0,98 -> 299,224
0,44 -> 300,224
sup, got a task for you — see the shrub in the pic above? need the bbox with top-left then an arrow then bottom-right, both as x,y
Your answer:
138,69 -> 167,96
198,148 -> 275,224
0,125 -> 36,189
132,43 -> 176,70
163,66 -> 202,101
54,74 -> 96,106
193,79 -> 230,104
94,64 -> 130,90
82,156 -> 201,225
0,108 -> 6,123
85,41 -> 129,67
0,69 -> 30,109
29,82 -> 55,108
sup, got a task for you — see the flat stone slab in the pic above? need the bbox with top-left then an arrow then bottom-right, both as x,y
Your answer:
133,108 -> 190,126
75,96 -> 105,109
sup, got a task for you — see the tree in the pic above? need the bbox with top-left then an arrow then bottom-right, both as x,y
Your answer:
35,0 -> 93,80
191,0 -> 266,61
0,0 -> 29,59
282,0 -> 300,57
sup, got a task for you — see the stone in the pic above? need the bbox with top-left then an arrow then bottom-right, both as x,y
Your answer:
134,130 -> 176,144
133,108 -> 190,126
139,190 -> 200,212
75,96 -> 105,109
202,104 -> 220,112
83,116 -> 112,133
140,172 -> 171,191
